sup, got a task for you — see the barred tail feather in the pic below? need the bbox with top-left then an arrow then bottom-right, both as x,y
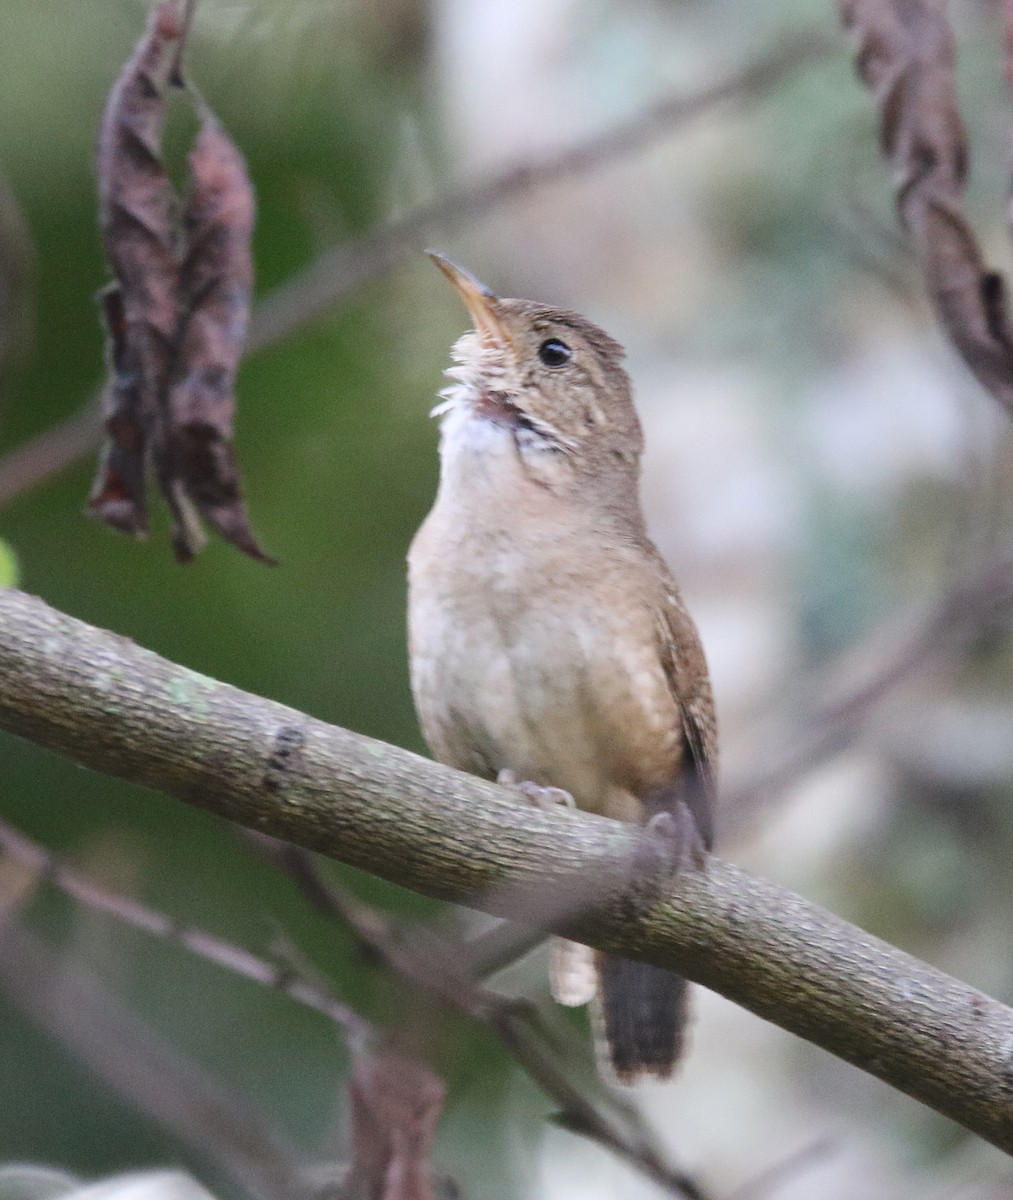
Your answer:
549,936 -> 597,1007
595,953 -> 688,1083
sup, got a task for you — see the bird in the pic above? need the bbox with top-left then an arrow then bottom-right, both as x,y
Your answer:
407,251 -> 717,1082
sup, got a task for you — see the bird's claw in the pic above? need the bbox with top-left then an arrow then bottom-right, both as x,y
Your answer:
497,769 -> 575,810
644,802 -> 707,877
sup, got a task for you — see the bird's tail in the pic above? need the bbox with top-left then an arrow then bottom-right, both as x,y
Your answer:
595,952 -> 688,1083
550,937 -> 598,1007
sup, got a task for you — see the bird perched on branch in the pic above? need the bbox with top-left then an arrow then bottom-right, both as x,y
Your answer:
407,252 -> 717,1082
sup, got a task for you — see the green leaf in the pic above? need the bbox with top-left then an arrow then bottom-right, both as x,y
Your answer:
0,539 -> 20,588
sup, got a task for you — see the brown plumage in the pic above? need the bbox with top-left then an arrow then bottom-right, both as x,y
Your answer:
407,253 -> 717,1082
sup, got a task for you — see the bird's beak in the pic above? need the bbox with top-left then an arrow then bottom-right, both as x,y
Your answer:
427,251 -> 513,349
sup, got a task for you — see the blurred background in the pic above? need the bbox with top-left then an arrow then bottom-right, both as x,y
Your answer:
2,0 -> 1013,1196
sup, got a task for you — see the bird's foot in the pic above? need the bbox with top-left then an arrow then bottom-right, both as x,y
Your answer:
496,769 -> 575,811
643,803 -> 707,878
621,807 -> 704,923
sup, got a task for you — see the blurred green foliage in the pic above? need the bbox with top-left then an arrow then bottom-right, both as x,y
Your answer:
3,0 -> 1013,1194
0,539 -> 17,586
0,1 -> 534,1192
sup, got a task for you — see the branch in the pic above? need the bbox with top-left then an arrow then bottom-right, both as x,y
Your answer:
247,29 -> 832,353
723,555 -> 1013,836
1,588 -> 1013,1155
245,837 -> 706,1199
0,30 -> 831,509
1,820 -> 704,1198
0,818 -> 370,1041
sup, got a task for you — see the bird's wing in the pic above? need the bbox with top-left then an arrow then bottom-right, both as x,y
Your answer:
649,567 -> 718,849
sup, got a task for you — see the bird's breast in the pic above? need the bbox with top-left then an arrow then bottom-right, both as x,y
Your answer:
407,489 -> 682,818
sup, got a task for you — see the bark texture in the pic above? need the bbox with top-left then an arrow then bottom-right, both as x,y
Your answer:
1,588 -> 1012,1153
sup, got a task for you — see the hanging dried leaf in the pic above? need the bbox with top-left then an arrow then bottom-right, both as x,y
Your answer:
89,286 -> 151,533
89,0 -> 182,534
840,0 -> 1013,422
344,1052 -> 445,1200
89,0 -> 272,563
162,112 -> 273,563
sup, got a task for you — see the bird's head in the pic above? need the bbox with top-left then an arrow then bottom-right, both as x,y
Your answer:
428,252 -> 644,500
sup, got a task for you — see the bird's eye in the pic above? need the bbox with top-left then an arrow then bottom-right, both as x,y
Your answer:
537,338 -> 573,368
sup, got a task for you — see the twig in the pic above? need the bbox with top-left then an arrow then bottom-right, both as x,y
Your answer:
0,817 -> 370,1042
341,1050 -> 446,1200
0,30 -> 831,510
0,919 -> 305,1200
246,835 -> 707,1200
0,393 -> 102,507
2,589 -> 1013,1154
490,1010 -> 706,1199
247,30 -> 832,353
723,555 -> 1013,835
0,816 -> 701,1197
460,916 -> 549,982
724,1138 -> 837,1200
0,822 -> 465,1200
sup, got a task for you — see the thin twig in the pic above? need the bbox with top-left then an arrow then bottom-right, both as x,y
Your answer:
0,30 -> 831,510
247,30 -> 832,353
0,814 -> 704,1198
723,555 -> 1013,837
3,589 -> 1013,1155
0,818 -> 370,1043
245,835 -> 708,1200
0,919 -> 306,1200
725,1138 -> 837,1200
0,821 -> 467,1200
0,393 -> 102,507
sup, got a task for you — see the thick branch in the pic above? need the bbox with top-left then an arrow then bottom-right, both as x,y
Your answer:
1,588 -> 1013,1153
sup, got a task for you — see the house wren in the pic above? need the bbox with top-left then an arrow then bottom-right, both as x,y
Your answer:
407,253 -> 717,1082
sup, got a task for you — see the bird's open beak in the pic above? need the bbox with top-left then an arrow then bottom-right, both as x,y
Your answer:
427,251 -> 513,348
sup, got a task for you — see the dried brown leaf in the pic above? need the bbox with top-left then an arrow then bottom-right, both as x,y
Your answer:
344,1052 -> 445,1200
90,286 -> 150,533
841,0 -> 1013,420
162,111 -> 273,563
89,0 -> 183,534
89,1 -> 271,562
